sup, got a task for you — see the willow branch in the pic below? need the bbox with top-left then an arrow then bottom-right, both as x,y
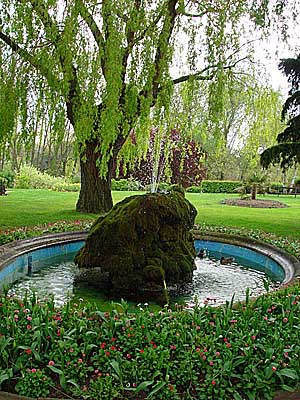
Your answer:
0,29 -> 59,87
172,56 -> 251,85
149,0 -> 178,100
77,0 -> 106,76
27,0 -> 80,124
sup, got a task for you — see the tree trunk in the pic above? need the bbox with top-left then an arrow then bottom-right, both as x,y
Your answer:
76,140 -> 113,214
251,184 -> 257,200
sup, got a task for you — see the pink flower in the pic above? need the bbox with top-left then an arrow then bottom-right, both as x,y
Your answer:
209,361 -> 214,366
272,366 -> 277,371
26,316 -> 32,321
126,353 -> 132,359
26,325 -> 32,330
78,358 -> 83,363
48,360 -> 55,366
215,351 -> 220,356
251,335 -> 256,340
283,317 -> 288,323
31,368 -> 37,373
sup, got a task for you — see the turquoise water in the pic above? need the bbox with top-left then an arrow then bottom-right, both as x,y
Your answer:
7,251 -> 277,308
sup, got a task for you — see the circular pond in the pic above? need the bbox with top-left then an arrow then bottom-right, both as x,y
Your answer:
0,238 -> 286,307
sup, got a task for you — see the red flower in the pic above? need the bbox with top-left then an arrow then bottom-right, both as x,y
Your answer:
111,337 -> 116,342
100,342 -> 106,349
105,351 -> 110,356
139,349 -> 145,353
25,348 -> 32,355
211,380 -> 216,385
226,343 -> 232,348
170,345 -> 176,350
110,346 -> 117,351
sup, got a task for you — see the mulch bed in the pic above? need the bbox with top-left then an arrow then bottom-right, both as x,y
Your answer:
221,198 -> 288,208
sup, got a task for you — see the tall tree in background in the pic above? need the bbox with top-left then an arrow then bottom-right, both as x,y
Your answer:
0,1 -> 285,213
261,55 -> 300,170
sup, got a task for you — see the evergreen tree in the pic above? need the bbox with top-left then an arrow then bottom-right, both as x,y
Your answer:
261,55 -> 300,170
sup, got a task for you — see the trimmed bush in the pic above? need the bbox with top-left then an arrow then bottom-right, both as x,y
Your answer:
187,181 -> 242,194
186,185 -> 202,193
111,178 -> 141,191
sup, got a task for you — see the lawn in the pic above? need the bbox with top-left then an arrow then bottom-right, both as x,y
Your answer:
0,189 -> 300,238
0,189 -> 299,238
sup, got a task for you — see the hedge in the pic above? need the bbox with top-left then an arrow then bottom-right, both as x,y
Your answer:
187,180 -> 242,193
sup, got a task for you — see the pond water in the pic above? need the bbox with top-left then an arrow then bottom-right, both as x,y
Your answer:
7,251 -> 277,308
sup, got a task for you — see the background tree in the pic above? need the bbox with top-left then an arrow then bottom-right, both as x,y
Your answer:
0,1 -> 287,213
261,55 -> 300,171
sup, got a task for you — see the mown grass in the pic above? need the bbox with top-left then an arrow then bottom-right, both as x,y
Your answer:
0,189 -> 299,238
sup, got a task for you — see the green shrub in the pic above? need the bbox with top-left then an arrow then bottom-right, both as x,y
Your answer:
53,183 -> 80,192
0,166 -> 15,187
14,165 -> 74,190
201,180 -> 241,193
111,178 -> 141,191
186,185 -> 202,193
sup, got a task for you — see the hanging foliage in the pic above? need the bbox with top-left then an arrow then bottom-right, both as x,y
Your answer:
261,55 -> 300,170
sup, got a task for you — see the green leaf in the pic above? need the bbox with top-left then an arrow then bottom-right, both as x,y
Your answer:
67,379 -> 79,388
281,384 -> 295,392
265,348 -> 274,360
110,360 -> 122,381
147,381 -> 166,398
0,372 -> 9,387
133,380 -> 154,393
233,393 -> 243,400
47,365 -> 64,375
277,369 -> 299,380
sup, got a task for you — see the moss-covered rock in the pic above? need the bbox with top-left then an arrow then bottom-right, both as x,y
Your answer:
75,186 -> 197,302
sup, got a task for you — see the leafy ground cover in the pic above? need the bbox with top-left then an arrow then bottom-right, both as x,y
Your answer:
0,285 -> 299,399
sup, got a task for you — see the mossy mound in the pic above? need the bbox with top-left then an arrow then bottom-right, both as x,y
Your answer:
75,186 -> 197,302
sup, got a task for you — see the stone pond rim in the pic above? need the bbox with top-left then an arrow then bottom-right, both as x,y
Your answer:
74,186 -> 197,303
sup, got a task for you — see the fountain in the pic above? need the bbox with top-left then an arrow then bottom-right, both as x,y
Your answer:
74,185 -> 197,304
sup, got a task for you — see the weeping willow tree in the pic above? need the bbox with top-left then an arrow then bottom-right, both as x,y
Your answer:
0,0 -> 281,213
261,55 -> 300,171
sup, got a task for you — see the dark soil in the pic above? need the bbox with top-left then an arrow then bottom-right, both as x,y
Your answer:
221,198 -> 288,208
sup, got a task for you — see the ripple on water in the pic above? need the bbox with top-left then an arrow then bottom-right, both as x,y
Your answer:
8,255 -> 276,307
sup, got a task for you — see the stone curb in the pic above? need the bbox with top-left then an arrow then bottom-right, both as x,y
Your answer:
0,231 -> 87,271
192,230 -> 300,285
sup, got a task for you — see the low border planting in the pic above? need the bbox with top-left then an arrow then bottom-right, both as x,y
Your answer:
0,285 -> 299,399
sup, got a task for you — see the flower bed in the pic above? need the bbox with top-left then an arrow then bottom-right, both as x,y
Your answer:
0,284 -> 299,399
